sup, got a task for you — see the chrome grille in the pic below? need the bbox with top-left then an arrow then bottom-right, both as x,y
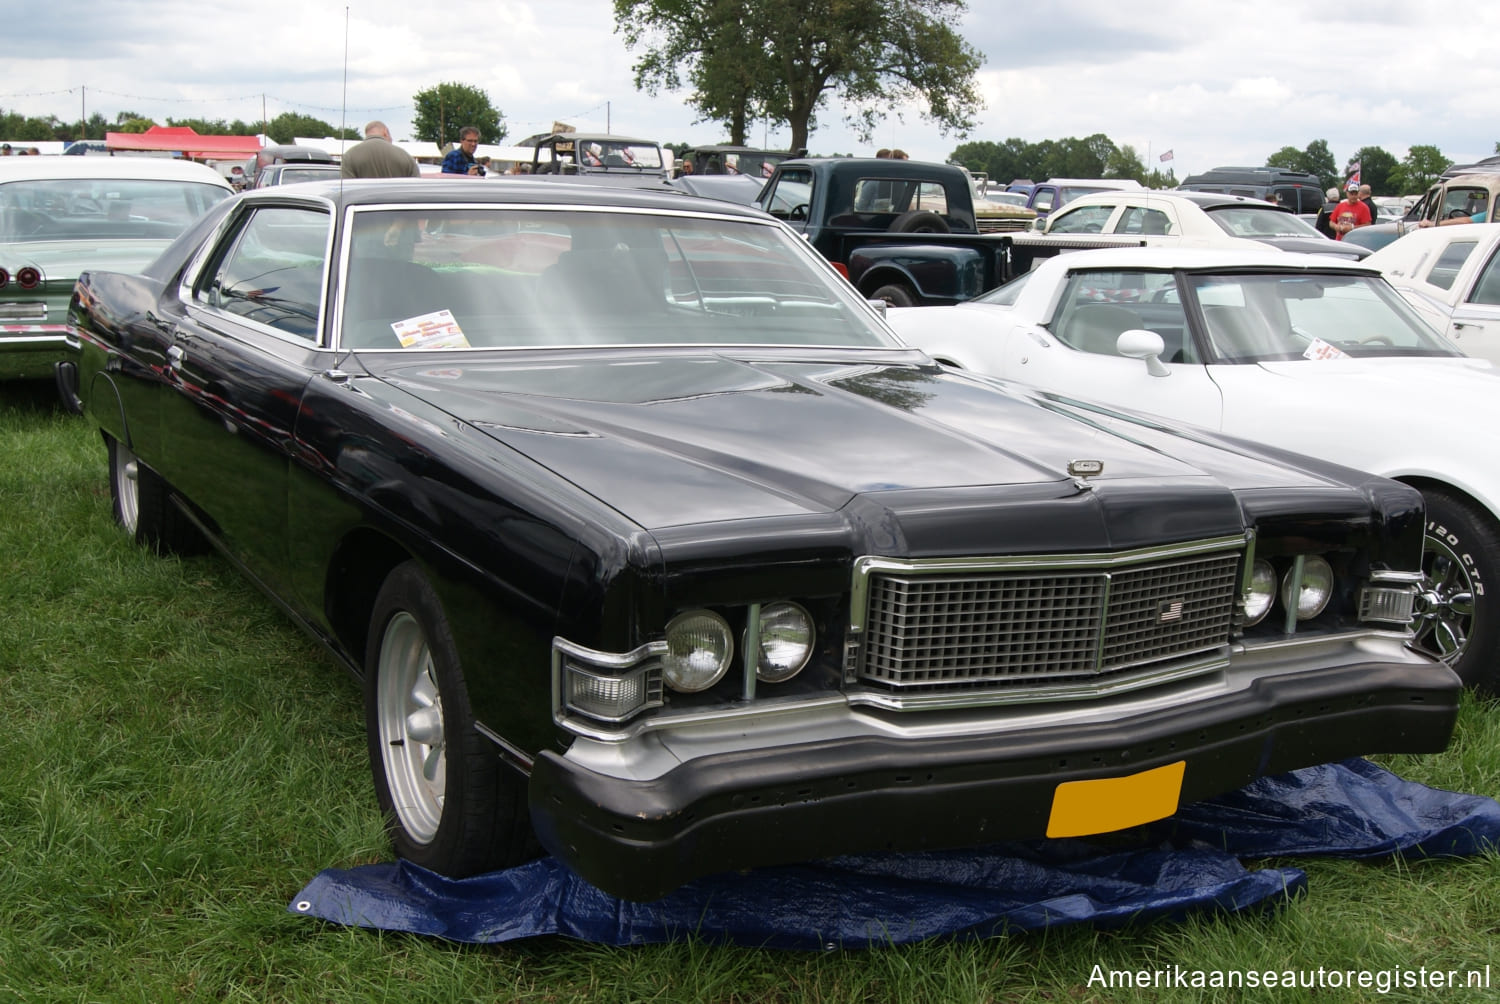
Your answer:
976,217 -> 1033,233
858,550 -> 1240,690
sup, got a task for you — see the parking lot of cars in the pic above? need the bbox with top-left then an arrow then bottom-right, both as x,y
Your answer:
2,145 -> 1497,902
50,177 -> 1466,900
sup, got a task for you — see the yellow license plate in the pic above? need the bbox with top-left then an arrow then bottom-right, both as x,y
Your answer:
1046,760 -> 1186,838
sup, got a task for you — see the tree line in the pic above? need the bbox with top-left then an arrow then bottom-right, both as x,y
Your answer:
950,135 -> 1486,197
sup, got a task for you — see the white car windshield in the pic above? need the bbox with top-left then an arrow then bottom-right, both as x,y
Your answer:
1205,206 -> 1323,239
339,207 -> 897,351
1188,272 -> 1462,362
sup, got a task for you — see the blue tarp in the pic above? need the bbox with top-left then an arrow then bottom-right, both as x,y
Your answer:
289,759 -> 1500,948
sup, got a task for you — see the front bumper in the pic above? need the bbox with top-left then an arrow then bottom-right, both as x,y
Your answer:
528,659 -> 1460,901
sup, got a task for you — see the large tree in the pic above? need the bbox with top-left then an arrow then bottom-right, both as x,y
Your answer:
1392,144 -> 1452,194
1267,139 -> 1337,191
1345,146 -> 1398,196
263,112 -> 358,145
411,83 -> 505,146
615,0 -> 982,153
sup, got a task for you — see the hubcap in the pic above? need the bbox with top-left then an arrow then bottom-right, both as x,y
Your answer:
376,611 -> 446,843
114,446 -> 141,535
1410,534 -> 1475,666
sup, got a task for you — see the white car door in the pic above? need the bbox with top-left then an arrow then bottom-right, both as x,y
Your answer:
997,270 -> 1224,429
1443,241 -> 1500,364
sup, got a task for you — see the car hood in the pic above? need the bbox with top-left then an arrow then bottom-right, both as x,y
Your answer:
367,349 -> 1348,544
3,239 -> 174,280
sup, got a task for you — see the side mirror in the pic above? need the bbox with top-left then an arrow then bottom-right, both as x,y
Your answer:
867,299 -> 888,317
1030,217 -> 1046,233
1116,329 -> 1170,377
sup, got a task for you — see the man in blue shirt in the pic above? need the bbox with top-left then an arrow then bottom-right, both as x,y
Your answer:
442,127 -> 485,176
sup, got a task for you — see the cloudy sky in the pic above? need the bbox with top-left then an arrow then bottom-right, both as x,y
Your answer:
6,0 -> 1495,177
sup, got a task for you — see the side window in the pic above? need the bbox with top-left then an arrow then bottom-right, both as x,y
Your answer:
199,206 -> 329,339
1425,241 -> 1477,292
1048,204 -> 1113,234
1051,270 -> 1192,361
1469,247 -> 1500,305
913,181 -> 949,216
1440,187 -> 1485,222
761,170 -> 814,220
1031,189 -> 1056,214
1116,207 -> 1172,236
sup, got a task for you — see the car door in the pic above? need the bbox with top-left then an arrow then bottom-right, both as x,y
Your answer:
998,268 -> 1224,429
1443,239 -> 1500,362
159,199 -> 336,591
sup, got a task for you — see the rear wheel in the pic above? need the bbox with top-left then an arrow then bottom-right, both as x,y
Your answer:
365,561 -> 536,875
869,282 -> 918,308
106,436 -> 204,554
1412,489 -> 1499,693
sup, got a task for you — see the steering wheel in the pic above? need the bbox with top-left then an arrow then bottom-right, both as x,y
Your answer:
1447,208 -> 1472,220
788,203 -> 809,221
1359,335 -> 1395,346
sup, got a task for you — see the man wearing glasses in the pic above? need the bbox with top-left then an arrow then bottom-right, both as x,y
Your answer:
441,127 -> 486,176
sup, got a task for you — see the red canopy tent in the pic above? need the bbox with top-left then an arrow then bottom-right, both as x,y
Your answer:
105,126 -> 262,160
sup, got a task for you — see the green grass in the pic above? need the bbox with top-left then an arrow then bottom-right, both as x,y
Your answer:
2,381 -> 1498,1002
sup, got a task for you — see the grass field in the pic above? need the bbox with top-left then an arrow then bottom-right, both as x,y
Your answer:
3,380 -> 1499,1002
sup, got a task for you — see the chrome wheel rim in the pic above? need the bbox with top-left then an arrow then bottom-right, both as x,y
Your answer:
1411,534 -> 1476,666
376,611 -> 446,843
113,443 -> 141,535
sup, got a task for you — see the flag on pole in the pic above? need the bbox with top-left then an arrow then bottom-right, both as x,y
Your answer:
1159,149 -> 1174,162
1347,161 -> 1361,187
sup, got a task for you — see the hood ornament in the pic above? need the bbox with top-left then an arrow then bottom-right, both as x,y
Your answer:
1068,459 -> 1103,490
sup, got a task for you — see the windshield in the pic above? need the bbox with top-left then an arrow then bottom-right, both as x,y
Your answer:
1204,206 -> 1323,239
1188,272 -> 1462,362
0,178 -> 229,242
339,207 -> 898,352
575,140 -> 664,170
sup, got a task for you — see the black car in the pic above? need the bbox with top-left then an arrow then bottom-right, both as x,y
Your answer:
61,179 -> 1460,900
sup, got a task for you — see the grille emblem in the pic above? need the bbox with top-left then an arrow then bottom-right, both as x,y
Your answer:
1067,459 -> 1104,479
1158,600 -> 1184,623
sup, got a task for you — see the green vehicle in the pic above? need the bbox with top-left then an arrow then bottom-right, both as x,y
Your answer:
1,155 -> 231,382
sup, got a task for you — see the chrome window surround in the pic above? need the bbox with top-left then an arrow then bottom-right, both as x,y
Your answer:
176,195 -> 337,349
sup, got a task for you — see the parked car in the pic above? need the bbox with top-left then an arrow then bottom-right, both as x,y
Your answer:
1032,191 -> 1370,260
63,183 -> 1459,900
519,132 -> 670,182
1021,177 -> 1143,218
244,144 -> 335,180
251,162 -> 342,189
1339,222 -> 1404,253
1366,222 -> 1500,364
676,145 -> 798,178
1177,166 -> 1327,215
885,246 -> 1498,691
1397,174 -> 1500,235
666,172 -> 764,205
0,156 -> 232,381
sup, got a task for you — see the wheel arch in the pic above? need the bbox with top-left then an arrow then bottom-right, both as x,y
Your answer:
1394,475 -> 1500,526
325,528 -> 418,671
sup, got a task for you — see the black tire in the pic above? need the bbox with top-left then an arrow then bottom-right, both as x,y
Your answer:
1413,489 -> 1500,693
869,282 -> 918,308
888,210 -> 950,234
106,435 -> 205,555
364,561 -> 537,876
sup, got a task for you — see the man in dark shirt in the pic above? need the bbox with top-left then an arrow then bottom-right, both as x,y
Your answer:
441,127 -> 485,176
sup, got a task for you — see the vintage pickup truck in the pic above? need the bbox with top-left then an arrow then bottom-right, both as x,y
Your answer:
757,157 -> 1131,305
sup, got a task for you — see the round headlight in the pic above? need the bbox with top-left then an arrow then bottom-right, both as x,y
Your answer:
749,602 -> 815,683
1281,556 -> 1334,621
663,610 -> 733,693
1243,559 -> 1276,626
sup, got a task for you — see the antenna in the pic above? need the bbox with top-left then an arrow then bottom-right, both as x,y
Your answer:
339,6 -> 349,195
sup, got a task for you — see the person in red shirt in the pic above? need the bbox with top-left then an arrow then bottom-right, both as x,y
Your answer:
1330,182 -> 1371,239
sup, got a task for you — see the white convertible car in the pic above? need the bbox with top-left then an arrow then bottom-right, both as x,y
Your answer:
886,247 -> 1500,691
1366,222 -> 1500,365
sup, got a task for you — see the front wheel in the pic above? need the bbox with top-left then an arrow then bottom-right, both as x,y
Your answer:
1412,489 -> 1499,693
365,561 -> 537,876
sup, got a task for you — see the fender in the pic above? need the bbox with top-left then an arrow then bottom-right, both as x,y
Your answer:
847,243 -> 986,305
